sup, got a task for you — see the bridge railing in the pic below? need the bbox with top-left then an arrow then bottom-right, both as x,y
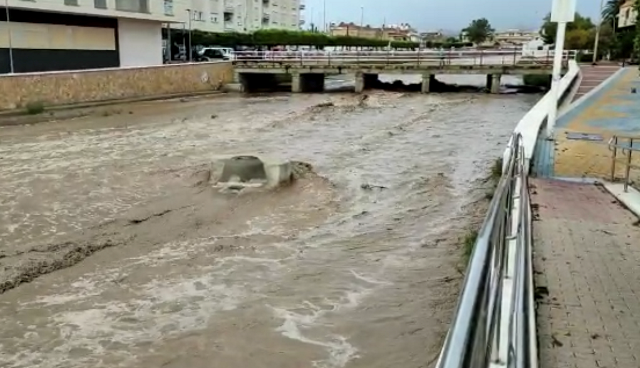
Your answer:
436,133 -> 537,368
609,135 -> 640,192
232,49 -> 575,67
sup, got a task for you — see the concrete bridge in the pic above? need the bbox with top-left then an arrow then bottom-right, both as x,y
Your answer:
232,50 -> 568,93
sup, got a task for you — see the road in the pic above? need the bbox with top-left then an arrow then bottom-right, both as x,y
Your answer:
0,81 -> 539,368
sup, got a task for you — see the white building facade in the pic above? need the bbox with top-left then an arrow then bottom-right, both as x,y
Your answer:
0,0 -> 303,74
618,0 -> 637,29
1,0 -> 181,72
171,0 -> 303,33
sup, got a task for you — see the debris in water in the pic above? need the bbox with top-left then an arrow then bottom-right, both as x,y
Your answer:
361,183 -> 388,190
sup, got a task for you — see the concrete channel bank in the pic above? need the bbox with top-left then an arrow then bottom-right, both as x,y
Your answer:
0,61 -> 233,111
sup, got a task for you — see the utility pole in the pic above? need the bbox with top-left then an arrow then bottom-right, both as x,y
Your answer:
4,0 -> 15,73
592,0 -> 605,64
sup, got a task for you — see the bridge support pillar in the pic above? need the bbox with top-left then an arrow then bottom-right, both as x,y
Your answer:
292,73 -> 325,93
421,74 -> 436,93
355,72 -> 379,93
487,74 -> 502,94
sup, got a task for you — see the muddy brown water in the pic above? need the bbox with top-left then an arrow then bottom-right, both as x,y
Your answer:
0,86 -> 539,368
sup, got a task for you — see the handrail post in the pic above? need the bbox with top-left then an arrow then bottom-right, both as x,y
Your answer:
624,138 -> 633,192
610,136 -> 618,181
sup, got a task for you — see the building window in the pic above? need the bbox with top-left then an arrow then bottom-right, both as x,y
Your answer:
164,0 -> 174,15
210,12 -> 219,22
190,11 -> 204,21
115,0 -> 150,13
94,0 -> 107,8
65,0 -> 79,5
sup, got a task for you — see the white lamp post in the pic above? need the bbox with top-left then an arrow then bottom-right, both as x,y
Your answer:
546,0 -> 576,139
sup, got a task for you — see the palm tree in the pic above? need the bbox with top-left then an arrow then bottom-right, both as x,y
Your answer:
602,0 -> 624,28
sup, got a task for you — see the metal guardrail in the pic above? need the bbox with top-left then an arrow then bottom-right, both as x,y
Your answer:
436,133 -> 537,368
609,135 -> 640,192
232,50 -> 574,67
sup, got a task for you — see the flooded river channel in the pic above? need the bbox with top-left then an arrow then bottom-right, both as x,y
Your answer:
0,78 -> 539,368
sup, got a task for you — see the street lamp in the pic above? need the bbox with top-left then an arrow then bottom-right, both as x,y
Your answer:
546,0 -> 576,139
322,0 -> 326,32
4,0 -> 15,73
359,6 -> 364,37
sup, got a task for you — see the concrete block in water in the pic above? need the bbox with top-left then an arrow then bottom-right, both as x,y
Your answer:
214,155 -> 293,189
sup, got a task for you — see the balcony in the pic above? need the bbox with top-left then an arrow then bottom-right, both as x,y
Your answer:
262,0 -> 269,5
115,0 -> 150,13
223,12 -> 234,22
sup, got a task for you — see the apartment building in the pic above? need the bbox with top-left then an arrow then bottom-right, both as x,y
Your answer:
617,0 -> 637,29
171,0 -> 303,34
329,22 -> 418,42
493,30 -> 538,46
0,0 -> 180,74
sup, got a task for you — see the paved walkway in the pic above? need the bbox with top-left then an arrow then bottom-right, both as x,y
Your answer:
534,67 -> 640,180
572,64 -> 621,102
531,178 -> 640,368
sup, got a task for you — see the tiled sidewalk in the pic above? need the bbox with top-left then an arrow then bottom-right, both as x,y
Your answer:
531,178 -> 640,368
534,67 -> 640,180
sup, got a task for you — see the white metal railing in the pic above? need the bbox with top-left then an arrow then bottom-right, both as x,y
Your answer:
609,135 -> 640,192
232,49 -> 575,67
436,133 -> 537,368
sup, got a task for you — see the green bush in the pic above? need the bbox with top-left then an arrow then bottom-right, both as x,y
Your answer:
24,101 -> 45,115
165,29 -> 474,50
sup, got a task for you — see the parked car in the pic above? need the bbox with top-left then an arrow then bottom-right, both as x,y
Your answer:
196,47 -> 233,61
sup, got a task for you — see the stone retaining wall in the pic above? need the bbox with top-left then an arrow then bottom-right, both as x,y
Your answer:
0,62 -> 234,111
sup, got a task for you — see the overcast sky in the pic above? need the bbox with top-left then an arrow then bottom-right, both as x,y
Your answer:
304,0 -> 601,33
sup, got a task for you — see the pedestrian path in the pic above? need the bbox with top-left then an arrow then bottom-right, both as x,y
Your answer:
572,64 -> 621,102
533,67 -> 640,180
531,178 -> 640,368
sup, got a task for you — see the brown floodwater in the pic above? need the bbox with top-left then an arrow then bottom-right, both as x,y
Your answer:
0,82 -> 539,368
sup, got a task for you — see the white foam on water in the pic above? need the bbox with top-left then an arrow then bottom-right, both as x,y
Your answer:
271,305 -> 359,368
28,278 -> 104,306
349,270 -> 392,286
32,274 -> 247,367
268,268 -> 397,367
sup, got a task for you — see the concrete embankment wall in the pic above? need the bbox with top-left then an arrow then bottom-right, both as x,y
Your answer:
503,60 -> 580,172
0,61 -> 234,111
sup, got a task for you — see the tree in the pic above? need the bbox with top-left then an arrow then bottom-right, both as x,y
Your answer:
602,0 -> 625,28
540,12 -> 595,44
463,18 -> 494,45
